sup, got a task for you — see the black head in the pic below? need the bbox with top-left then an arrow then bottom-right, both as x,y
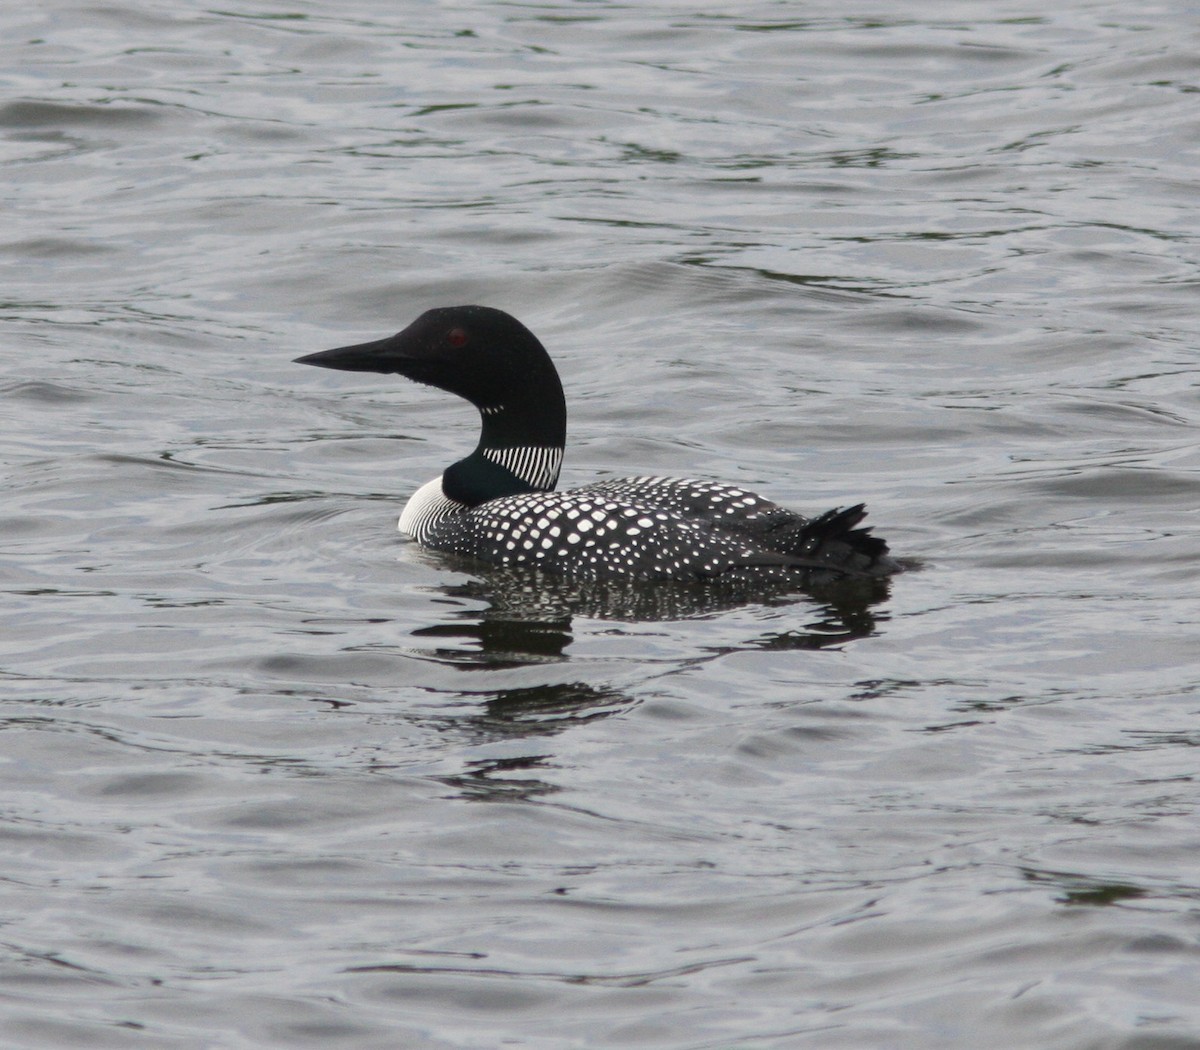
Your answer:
294,305 -> 561,416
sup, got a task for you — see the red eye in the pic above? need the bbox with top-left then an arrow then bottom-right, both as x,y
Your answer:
447,327 -> 468,348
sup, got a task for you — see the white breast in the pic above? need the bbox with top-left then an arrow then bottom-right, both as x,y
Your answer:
398,476 -> 468,540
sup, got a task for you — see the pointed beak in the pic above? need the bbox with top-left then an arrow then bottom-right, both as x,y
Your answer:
294,334 -> 410,374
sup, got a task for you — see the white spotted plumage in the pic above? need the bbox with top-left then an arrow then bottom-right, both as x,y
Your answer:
399,475 -> 885,582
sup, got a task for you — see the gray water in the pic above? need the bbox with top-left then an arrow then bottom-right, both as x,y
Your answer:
3,2 -> 1199,1047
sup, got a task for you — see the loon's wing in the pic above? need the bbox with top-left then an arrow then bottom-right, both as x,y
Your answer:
575,477 -> 801,531
575,477 -> 891,571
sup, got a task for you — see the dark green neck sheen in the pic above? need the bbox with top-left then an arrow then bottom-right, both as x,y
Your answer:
442,450 -> 530,507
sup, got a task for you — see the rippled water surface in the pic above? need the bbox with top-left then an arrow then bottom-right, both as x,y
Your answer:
3,2 -> 1199,1047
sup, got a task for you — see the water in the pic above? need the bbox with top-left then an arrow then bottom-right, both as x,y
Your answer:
3,2 -> 1199,1047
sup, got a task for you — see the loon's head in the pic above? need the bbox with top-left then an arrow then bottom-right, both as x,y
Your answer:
295,305 -> 561,422
295,306 -> 568,500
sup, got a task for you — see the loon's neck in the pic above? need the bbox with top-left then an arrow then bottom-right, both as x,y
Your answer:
441,388 -> 567,507
475,377 -> 566,449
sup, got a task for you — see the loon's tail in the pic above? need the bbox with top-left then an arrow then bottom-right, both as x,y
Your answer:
771,504 -> 897,576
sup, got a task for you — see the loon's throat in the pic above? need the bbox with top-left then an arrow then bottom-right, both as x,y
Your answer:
476,383 -> 566,451
451,394 -> 565,501
442,444 -> 563,507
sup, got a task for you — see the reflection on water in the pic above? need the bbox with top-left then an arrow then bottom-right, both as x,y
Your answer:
416,564 -> 892,648
406,566 -> 892,801
409,566 -> 893,683
1021,868 -> 1151,908
439,682 -> 632,802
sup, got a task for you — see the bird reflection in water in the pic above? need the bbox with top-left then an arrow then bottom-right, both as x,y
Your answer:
408,564 -> 892,800
413,562 -> 893,662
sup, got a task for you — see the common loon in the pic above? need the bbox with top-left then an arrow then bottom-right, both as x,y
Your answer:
295,306 -> 898,583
